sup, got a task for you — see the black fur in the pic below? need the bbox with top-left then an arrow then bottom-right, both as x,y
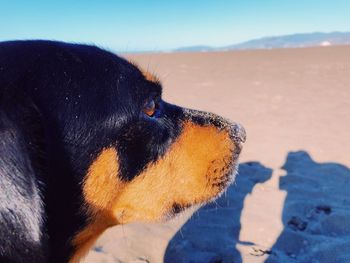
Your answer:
0,40 -> 243,263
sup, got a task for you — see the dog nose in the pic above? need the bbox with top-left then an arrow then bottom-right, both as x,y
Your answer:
183,108 -> 246,145
229,122 -> 246,144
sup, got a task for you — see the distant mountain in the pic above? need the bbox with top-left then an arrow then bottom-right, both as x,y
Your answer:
174,45 -> 214,52
174,32 -> 350,52
224,32 -> 350,50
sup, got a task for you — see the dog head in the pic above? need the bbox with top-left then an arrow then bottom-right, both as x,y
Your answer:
84,108 -> 245,223
80,69 -> 246,225
0,40 -> 245,262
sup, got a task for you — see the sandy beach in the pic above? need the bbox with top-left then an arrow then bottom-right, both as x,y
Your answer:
83,46 -> 350,263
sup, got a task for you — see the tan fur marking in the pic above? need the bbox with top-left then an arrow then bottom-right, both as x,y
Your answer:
142,70 -> 160,83
112,122 -> 234,223
70,148 -> 125,263
70,123 -> 234,262
82,148 -> 124,211
128,59 -> 160,84
68,214 -> 114,263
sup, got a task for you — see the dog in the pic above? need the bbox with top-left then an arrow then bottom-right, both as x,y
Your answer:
0,40 -> 246,263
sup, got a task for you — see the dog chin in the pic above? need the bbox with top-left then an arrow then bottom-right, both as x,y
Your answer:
210,163 -> 239,201
163,162 -> 240,221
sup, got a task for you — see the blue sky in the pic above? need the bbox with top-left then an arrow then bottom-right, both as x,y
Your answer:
1,0 -> 349,51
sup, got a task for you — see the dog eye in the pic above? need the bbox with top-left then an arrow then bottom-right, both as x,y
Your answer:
143,99 -> 156,117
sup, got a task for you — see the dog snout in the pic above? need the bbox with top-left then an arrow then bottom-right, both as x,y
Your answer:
183,108 -> 246,145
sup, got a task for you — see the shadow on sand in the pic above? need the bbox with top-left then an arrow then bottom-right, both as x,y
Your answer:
265,151 -> 350,263
164,162 -> 272,263
164,151 -> 350,263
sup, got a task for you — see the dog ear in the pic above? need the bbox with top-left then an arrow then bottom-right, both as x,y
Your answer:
0,110 -> 47,262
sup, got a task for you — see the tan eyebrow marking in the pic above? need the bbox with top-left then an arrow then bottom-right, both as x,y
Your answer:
127,59 -> 161,84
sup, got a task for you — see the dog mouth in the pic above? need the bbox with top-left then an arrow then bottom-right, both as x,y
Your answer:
164,123 -> 245,220
211,121 -> 246,188
199,121 -> 246,202
209,151 -> 240,192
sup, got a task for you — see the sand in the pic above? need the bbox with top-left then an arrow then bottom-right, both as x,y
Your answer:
83,46 -> 350,263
